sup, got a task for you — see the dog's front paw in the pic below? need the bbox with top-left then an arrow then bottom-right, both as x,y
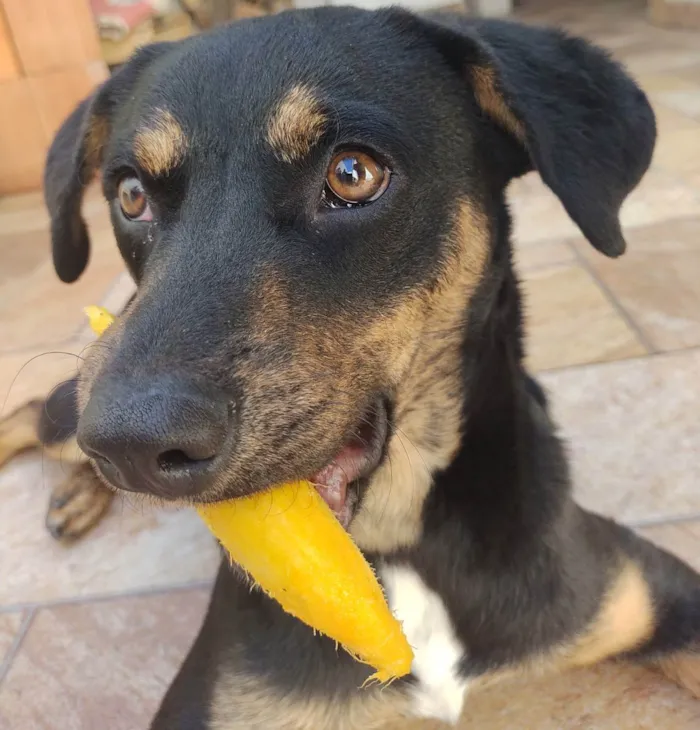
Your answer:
45,462 -> 114,541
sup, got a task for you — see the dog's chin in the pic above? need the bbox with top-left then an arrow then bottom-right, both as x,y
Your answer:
308,398 -> 390,530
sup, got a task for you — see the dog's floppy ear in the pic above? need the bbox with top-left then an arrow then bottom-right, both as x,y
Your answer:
44,94 -> 104,283
44,44 -> 173,283
387,11 -> 656,258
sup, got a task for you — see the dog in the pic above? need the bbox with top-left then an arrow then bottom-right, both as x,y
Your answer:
2,6 -> 699,728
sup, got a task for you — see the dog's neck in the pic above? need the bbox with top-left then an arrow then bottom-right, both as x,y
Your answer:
350,201 -> 535,555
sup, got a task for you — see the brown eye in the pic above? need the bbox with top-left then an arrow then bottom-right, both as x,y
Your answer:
325,150 -> 389,205
118,177 -> 152,221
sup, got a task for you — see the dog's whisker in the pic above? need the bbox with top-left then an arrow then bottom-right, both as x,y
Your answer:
1,351 -> 84,420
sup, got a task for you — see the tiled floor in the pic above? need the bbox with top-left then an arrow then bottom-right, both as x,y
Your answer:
1,0 -> 700,727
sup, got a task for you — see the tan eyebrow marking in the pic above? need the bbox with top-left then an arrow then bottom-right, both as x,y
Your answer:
471,66 -> 526,143
266,84 -> 327,163
133,108 -> 188,176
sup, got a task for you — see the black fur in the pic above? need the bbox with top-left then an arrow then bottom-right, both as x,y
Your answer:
39,7 -> 699,729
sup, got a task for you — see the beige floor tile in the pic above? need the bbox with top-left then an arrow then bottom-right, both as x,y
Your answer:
653,126 -> 700,174
636,72 -> 700,94
0,277 -> 133,415
640,520 -> 700,572
0,184 -> 106,238
508,167 -> 700,247
0,344 -> 87,416
454,663 -> 700,730
72,271 -> 136,342
681,170 -> 700,192
0,181 -> 121,354
0,226 -> 124,354
655,90 -> 700,121
522,264 -> 646,372
675,63 -> 700,86
0,228 -> 51,288
0,590 -> 209,730
619,166 -> 700,230
101,271 -> 136,312
621,49 -> 700,76
0,454 -> 219,606
652,103 -> 700,136
540,350 -> 700,525
513,239 -> 576,273
508,174 -> 580,246
575,216 -> 700,351
0,613 -> 22,668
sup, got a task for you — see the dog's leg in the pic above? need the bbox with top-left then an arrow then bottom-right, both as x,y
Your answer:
505,512 -> 700,698
0,378 -> 114,540
443,504 -> 700,707
602,518 -> 700,696
0,400 -> 44,466
45,461 -> 114,540
39,378 -> 115,540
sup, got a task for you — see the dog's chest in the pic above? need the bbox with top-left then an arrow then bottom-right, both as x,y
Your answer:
380,564 -> 469,724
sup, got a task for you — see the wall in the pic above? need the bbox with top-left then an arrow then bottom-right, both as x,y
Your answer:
0,0 -> 107,195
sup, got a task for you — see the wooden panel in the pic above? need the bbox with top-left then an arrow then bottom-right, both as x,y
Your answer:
0,79 -> 47,194
3,0 -> 102,75
0,3 -> 21,81
31,62 -> 108,140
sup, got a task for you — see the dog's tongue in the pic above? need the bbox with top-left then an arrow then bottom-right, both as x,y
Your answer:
311,441 -> 367,529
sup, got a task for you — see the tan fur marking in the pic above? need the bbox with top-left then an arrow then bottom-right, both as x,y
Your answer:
210,671 -> 410,730
657,653 -> 700,698
567,561 -> 655,667
43,434 -> 85,465
249,264 -> 292,341
0,401 -> 41,466
471,66 -> 526,143
266,85 -> 326,163
468,560 -> 656,693
133,109 -> 187,176
85,114 -> 110,169
351,201 -> 490,552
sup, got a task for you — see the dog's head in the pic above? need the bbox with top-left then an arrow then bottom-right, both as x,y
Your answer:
46,8 -> 654,552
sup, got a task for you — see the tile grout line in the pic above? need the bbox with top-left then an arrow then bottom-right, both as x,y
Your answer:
0,579 -> 214,616
535,342 -> 700,377
0,609 -> 35,689
629,513 -> 700,530
569,240 -> 659,355
510,210 -> 700,252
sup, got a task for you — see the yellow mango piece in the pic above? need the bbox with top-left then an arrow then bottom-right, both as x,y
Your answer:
198,481 -> 413,683
84,305 -> 116,336
83,304 -> 413,682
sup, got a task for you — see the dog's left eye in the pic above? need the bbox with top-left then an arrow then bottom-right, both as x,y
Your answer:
118,177 -> 153,222
324,150 -> 390,207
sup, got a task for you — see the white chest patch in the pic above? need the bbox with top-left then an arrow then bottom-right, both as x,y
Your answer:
380,564 -> 469,725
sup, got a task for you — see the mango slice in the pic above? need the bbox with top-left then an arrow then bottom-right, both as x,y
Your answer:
198,482 -> 413,683
84,305 -> 116,336
84,305 -> 413,683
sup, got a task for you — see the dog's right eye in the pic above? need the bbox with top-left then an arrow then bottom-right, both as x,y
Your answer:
118,177 -> 153,222
324,150 -> 390,207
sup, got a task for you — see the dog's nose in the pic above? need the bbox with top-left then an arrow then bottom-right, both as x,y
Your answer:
77,376 -> 231,499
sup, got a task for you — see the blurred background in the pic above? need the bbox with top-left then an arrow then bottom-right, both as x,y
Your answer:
0,1 -> 699,729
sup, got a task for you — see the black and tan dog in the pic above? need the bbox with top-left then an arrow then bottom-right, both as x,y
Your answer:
1,6 -> 699,728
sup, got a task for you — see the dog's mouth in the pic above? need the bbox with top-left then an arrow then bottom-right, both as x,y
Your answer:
308,399 -> 390,530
